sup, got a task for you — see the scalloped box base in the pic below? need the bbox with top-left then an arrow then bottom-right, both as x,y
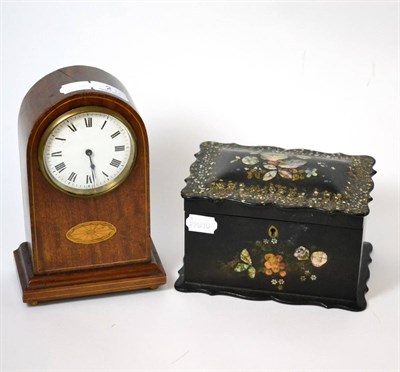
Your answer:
175,242 -> 372,311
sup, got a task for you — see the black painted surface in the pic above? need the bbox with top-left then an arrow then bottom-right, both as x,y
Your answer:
184,199 -> 363,229
184,212 -> 362,300
176,200 -> 372,311
214,147 -> 350,195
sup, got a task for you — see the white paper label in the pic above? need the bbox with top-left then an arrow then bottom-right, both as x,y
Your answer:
60,81 -> 129,102
186,214 -> 218,234
60,81 -> 92,93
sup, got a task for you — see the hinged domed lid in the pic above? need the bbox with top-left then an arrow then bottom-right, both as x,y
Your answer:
181,142 -> 376,216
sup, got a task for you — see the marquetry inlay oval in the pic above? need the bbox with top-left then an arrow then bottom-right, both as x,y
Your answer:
66,221 -> 116,244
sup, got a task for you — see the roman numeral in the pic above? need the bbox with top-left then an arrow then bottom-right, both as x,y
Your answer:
110,158 -> 121,168
101,121 -> 107,130
102,171 -> 109,178
84,117 -> 92,127
51,151 -> 62,157
55,137 -> 66,141
68,123 -> 77,132
86,175 -> 93,184
110,131 -> 120,139
68,172 -> 77,182
55,162 -> 66,173
115,145 -> 125,152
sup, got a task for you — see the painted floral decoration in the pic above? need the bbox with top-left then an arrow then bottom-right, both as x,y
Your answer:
264,253 -> 286,277
233,152 -> 312,182
242,156 -> 259,165
294,246 -> 310,261
305,167 -> 318,178
232,225 -> 329,291
261,153 -> 307,181
234,249 -> 256,278
311,251 -> 328,267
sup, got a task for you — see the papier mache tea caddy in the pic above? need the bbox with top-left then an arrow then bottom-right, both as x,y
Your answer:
175,142 -> 376,311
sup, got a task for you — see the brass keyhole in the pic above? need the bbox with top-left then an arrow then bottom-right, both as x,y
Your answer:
268,225 -> 279,239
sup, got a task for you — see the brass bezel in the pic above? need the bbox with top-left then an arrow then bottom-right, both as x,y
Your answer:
38,106 -> 137,197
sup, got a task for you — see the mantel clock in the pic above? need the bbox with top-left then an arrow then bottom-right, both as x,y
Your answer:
14,65 -> 166,304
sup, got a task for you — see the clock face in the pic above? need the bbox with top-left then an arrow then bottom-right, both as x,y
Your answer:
39,107 -> 137,196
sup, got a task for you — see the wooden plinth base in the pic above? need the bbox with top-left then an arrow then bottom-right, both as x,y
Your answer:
14,240 -> 166,304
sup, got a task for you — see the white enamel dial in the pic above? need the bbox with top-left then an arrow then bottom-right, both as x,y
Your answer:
40,107 -> 136,196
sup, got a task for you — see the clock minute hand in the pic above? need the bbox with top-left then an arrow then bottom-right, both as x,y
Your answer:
85,149 -> 96,187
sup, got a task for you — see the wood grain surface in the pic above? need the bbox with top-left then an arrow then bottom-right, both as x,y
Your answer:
15,66 -> 166,302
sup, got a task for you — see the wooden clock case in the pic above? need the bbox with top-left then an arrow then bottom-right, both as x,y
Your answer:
14,65 -> 166,304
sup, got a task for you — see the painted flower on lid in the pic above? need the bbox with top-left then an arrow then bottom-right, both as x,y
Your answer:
242,156 -> 259,165
305,167 -> 318,178
261,153 -> 307,181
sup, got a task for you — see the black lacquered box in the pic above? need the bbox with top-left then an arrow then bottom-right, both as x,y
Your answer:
175,142 -> 376,311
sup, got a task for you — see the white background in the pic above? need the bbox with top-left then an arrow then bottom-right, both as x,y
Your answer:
1,1 -> 399,371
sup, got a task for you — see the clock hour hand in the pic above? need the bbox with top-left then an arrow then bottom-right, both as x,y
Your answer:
85,149 -> 96,186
